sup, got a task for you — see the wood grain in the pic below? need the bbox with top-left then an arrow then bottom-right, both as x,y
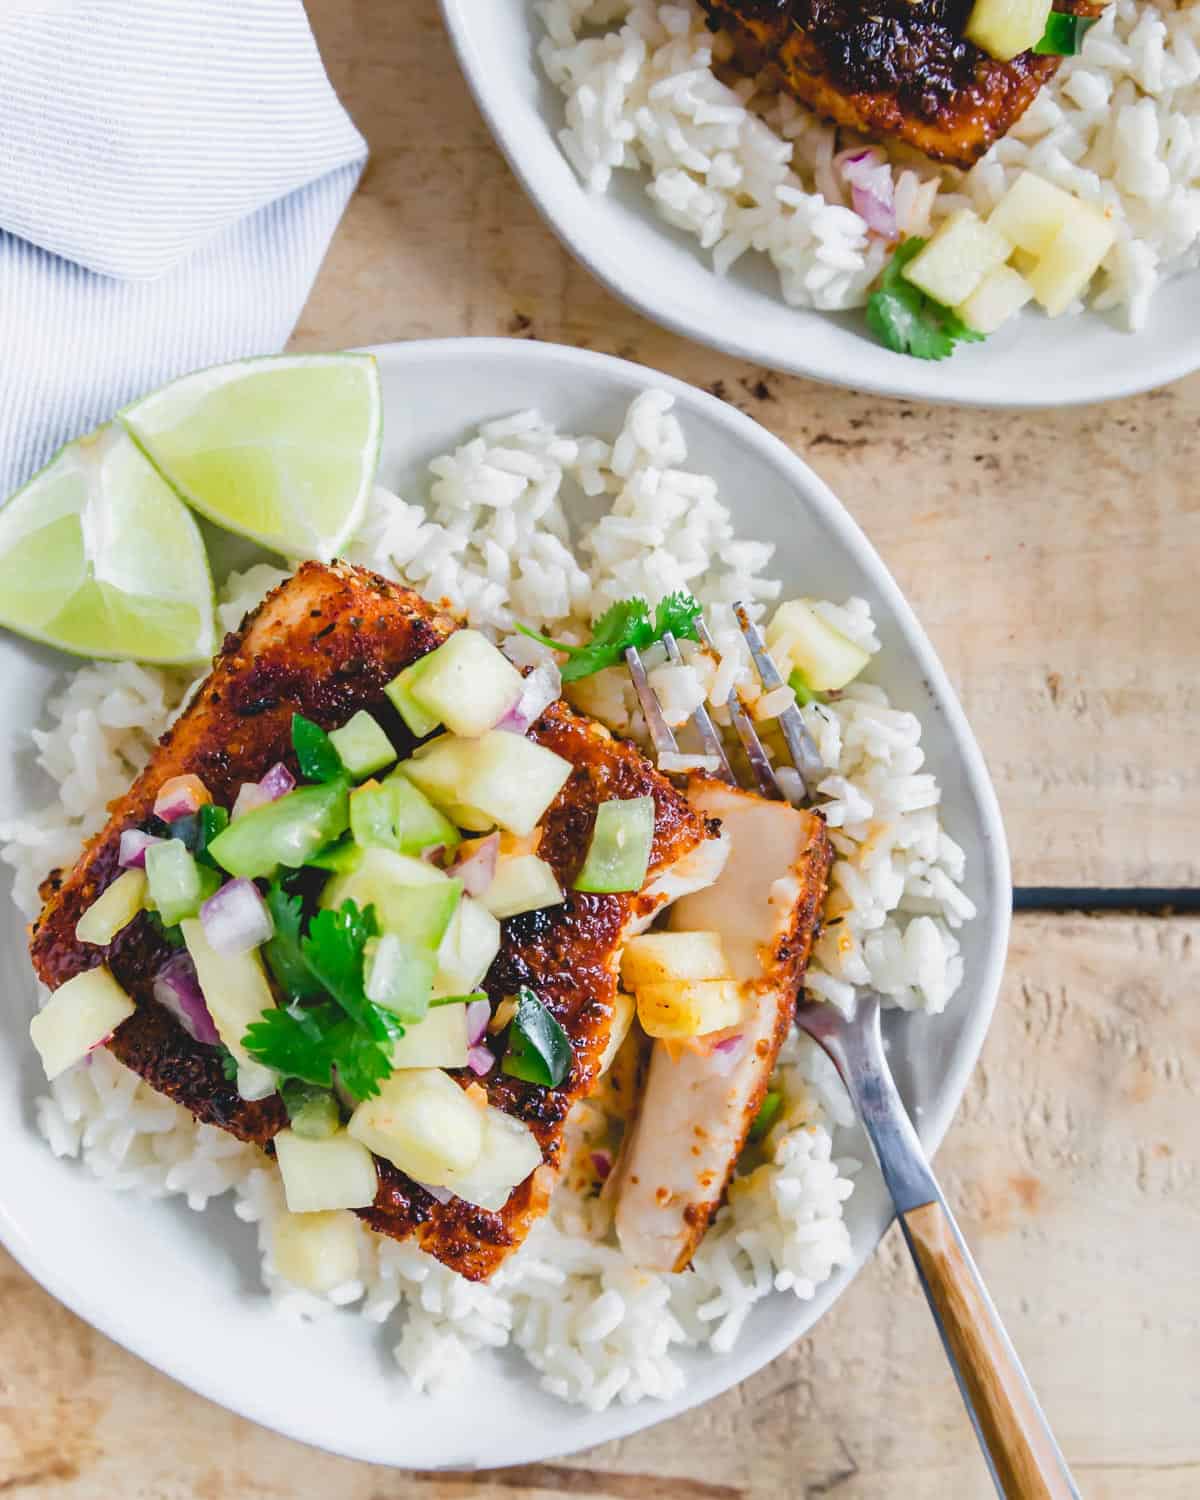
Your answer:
293,0 -> 1200,889
902,1199 -> 1076,1499
3,914 -> 1197,1498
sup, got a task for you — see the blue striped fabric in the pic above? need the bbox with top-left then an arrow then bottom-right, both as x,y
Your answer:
0,0 -> 367,495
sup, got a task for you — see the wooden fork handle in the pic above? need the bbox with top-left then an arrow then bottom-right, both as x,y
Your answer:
902,1199 -> 1077,1500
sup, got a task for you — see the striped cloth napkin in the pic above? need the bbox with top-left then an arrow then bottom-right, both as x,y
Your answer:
0,0 -> 368,496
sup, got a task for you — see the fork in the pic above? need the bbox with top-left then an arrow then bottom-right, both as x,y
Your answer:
625,605 -> 1080,1500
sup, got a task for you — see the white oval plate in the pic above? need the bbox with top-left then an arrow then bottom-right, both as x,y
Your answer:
439,0 -> 1200,408
0,339 -> 1010,1469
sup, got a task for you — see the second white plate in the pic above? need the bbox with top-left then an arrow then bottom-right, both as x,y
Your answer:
439,0 -> 1200,408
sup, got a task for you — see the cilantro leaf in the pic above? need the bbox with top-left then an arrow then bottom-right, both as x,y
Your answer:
300,899 -> 391,1039
262,880 -> 325,1000
242,1001 -> 392,1100
292,713 -> 344,783
517,591 -> 703,682
866,239 -> 986,361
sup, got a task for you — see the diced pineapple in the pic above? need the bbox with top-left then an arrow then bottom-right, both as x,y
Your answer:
389,1004 -> 470,1069
965,0 -> 1053,59
901,210 -> 1013,309
29,966 -> 136,1080
348,1068 -> 483,1185
437,1106 -> 542,1211
636,978 -> 743,1040
180,919 -> 276,1076
765,600 -> 871,693
274,1128 -> 379,1213
1011,248 -> 1041,276
271,1210 -> 360,1293
596,990 -> 635,1077
408,630 -> 523,738
433,895 -> 501,998
1027,201 -> 1116,316
74,868 -> 147,946
955,264 -> 1034,334
988,171 -> 1078,256
620,930 -> 729,989
455,732 -> 573,837
482,854 -> 563,919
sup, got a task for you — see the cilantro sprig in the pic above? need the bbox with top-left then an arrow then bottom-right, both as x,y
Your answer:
244,894 -> 401,1101
866,239 -> 986,361
518,592 -> 703,682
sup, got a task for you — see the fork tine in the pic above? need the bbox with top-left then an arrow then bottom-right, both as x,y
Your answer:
695,617 -> 783,800
625,644 -> 680,758
660,630 -> 735,783
733,602 -> 825,791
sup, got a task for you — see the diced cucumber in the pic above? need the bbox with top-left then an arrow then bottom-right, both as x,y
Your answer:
575,797 -> 654,894
350,776 -> 460,857
29,966 -> 135,1080
307,836 -> 363,874
348,1068 -> 484,1185
208,779 -> 349,880
280,1079 -> 341,1139
328,709 -> 397,781
385,657 -> 441,739
386,773 -> 461,855
364,932 -> 436,1022
388,1004 -> 469,1070
180,918 -> 277,1077
765,600 -> 871,693
75,868 -> 147,946
320,847 -> 462,950
901,210 -> 1012,309
274,1127 -> 379,1213
483,854 -> 563,918
437,1105 -> 542,1211
271,1209 -> 360,1292
433,896 -> 501,998
145,840 -> 221,926
454,731 -> 572,837
406,630 -> 522,738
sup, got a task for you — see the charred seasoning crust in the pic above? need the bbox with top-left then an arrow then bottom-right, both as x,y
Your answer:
701,0 -> 1093,166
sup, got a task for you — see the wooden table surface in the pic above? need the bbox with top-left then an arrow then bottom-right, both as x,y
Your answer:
2,3 -> 1197,1496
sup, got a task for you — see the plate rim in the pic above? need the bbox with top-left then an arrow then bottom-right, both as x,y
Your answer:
0,336 -> 1012,1469
436,0 -> 1200,409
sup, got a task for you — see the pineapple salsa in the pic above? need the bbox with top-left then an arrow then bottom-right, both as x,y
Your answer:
28,625 -> 672,1249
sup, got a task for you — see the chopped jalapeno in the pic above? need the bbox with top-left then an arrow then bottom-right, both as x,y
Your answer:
280,1079 -> 341,1140
1033,11 -> 1098,53
574,796 -> 655,894
292,713 -> 344,783
501,986 -> 571,1088
207,779 -> 350,880
748,1088 -> 783,1143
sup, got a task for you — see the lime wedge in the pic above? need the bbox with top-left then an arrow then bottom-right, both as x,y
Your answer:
120,353 -> 382,561
0,426 -> 215,664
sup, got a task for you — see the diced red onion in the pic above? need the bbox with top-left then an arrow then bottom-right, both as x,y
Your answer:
420,843 -> 448,867
118,828 -> 163,869
465,999 -> 491,1047
415,1179 -> 454,1205
450,833 -> 499,897
709,1033 -> 745,1076
200,878 -> 274,955
258,762 -> 295,800
153,951 -> 221,1046
153,774 -> 209,824
496,661 -> 562,735
466,1043 -> 495,1077
835,147 -> 897,240
591,1149 -> 613,1182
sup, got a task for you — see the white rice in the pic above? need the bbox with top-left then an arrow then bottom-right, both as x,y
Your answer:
3,389 -> 974,1408
537,0 -> 1200,327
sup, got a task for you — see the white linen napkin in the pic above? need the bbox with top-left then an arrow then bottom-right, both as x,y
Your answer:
0,0 -> 368,496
